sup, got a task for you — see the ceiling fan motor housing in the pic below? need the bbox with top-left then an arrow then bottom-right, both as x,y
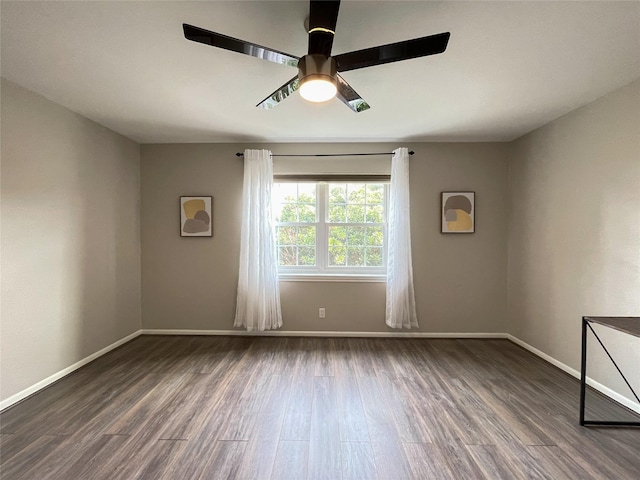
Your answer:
298,54 -> 337,86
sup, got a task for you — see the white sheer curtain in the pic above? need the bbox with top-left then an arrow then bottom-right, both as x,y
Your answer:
386,147 -> 419,329
234,149 -> 283,331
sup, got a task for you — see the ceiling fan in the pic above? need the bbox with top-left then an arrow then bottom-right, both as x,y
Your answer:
183,0 -> 450,112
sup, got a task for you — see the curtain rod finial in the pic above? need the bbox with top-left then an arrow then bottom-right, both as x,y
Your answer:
236,152 -> 244,157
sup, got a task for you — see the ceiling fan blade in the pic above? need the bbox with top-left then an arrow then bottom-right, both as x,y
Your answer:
256,76 -> 300,109
336,75 -> 370,113
183,24 -> 299,67
307,0 -> 340,56
334,32 -> 450,72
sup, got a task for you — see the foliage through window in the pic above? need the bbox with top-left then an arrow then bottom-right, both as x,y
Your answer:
273,181 -> 387,275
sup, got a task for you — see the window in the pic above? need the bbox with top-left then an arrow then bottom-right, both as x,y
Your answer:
273,179 -> 388,277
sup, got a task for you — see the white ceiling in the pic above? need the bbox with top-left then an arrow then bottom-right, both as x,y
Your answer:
2,1 -> 639,144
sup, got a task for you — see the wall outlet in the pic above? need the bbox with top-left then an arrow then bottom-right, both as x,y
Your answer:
319,308 -> 326,318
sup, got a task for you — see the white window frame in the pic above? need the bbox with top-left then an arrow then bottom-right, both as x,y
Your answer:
273,178 -> 389,281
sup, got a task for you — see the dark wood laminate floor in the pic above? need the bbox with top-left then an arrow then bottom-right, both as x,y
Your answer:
1,336 -> 639,480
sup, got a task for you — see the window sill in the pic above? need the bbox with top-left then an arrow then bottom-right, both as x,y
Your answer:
278,273 -> 386,283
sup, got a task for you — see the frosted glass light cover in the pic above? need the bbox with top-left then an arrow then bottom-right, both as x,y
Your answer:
299,78 -> 337,103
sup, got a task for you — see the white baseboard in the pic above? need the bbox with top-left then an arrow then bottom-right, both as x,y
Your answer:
507,334 -> 640,415
0,330 -> 142,411
141,329 -> 508,339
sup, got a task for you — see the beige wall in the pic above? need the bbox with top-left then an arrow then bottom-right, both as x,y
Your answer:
141,142 -> 509,333
0,79 -> 141,403
508,79 -> 640,406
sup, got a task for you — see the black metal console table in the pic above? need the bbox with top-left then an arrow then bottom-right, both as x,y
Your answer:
580,316 -> 640,427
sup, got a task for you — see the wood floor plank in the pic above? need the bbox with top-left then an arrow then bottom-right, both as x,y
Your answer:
525,445 -> 597,480
159,439 -> 246,480
0,434 -> 69,480
340,441 -> 377,480
466,444 -> 526,480
216,372 -> 273,441
357,376 -> 414,479
2,370 -> 144,437
159,373 -> 254,477
1,336 -> 638,480
106,373 -> 191,435
194,439 -> 247,480
330,338 -> 359,377
187,373 -> 254,442
270,440 -> 309,480
366,339 -> 396,378
54,372 -> 168,437
78,336 -> 160,375
480,442 -> 551,479
436,442 -> 487,480
313,338 -> 336,377
292,338 -> 317,377
251,375 -> 292,441
199,337 -> 254,375
268,338 -> 300,375
348,338 -> 378,377
542,413 -> 640,478
154,371 -> 236,441
42,434 -> 132,480
308,376 -> 342,480
279,375 -> 313,441
370,439 -> 413,480
392,374 -> 462,445
0,432 -> 40,467
336,374 -> 370,442
0,372 -> 92,434
160,336 -> 226,375
235,440 -> 279,480
357,375 -> 401,442
384,375 -> 436,444
471,379 -> 558,446
436,377 -> 518,445
130,439 -> 188,480
403,442 -> 453,480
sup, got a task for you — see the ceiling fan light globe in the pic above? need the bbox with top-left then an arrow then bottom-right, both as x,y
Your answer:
299,77 -> 337,103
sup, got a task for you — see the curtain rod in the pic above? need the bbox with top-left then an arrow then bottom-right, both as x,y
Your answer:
235,151 -> 414,158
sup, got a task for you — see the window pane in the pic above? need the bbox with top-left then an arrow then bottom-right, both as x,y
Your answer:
328,246 -> 346,266
273,184 -> 297,222
298,247 -> 315,266
346,204 -> 365,223
278,203 -> 298,222
346,247 -> 365,266
298,203 -> 316,222
274,183 -> 297,201
297,226 -> 316,246
273,183 -> 317,222
329,184 -> 346,203
298,183 -> 316,202
365,204 -> 383,223
328,226 -> 347,246
347,226 -> 366,246
366,226 -> 384,246
366,184 -> 384,204
277,226 -> 297,245
365,247 -> 383,266
347,183 -> 366,203
278,246 -> 297,266
328,204 -> 346,222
